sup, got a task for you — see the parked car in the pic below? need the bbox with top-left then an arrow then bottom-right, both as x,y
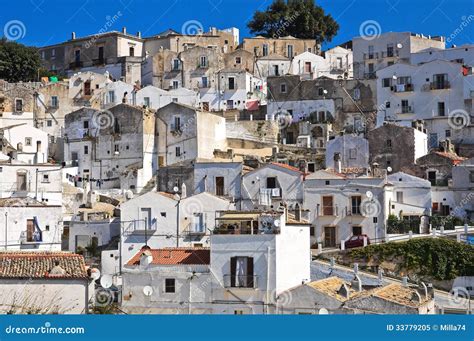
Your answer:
344,234 -> 370,249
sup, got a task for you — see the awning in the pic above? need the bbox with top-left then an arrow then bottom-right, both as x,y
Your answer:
216,213 -> 260,221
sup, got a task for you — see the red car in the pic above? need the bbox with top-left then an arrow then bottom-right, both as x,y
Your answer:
344,234 -> 370,249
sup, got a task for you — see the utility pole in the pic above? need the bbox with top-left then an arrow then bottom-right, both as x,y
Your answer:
35,168 -> 38,199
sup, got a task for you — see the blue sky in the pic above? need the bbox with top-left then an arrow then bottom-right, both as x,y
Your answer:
1,0 -> 473,49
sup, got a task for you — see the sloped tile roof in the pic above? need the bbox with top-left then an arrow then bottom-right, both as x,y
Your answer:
127,247 -> 210,266
0,252 -> 88,279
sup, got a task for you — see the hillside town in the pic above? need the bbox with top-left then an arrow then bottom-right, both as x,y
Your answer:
0,15 -> 473,315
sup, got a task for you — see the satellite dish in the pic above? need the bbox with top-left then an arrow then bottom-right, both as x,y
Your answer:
143,286 -> 153,296
387,166 -> 393,173
319,308 -> 329,315
274,219 -> 281,227
366,191 -> 373,199
396,43 -> 403,49
100,275 -> 113,289
90,268 -> 101,280
173,186 -> 179,193
323,89 -> 328,94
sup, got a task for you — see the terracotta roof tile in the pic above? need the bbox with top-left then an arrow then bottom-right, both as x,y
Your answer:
127,247 -> 210,266
270,162 -> 303,173
0,252 -> 88,279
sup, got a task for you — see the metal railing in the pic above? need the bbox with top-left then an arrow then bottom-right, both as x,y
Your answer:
223,274 -> 258,288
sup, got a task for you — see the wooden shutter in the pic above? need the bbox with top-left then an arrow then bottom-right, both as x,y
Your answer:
246,257 -> 254,288
230,257 -> 237,287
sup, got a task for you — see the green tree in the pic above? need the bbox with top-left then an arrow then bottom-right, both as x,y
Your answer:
247,0 -> 339,43
0,37 -> 41,82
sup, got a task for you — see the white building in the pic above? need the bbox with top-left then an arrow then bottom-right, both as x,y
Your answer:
0,251 -> 92,314
375,60 -> 468,148
324,46 -> 354,79
0,124 -> 48,164
352,32 -> 445,79
193,160 -> 242,200
241,163 -> 304,210
120,191 -> 235,266
325,135 -> 369,170
303,170 -> 390,247
256,54 -> 291,78
289,52 -> 327,79
121,209 -> 311,314
411,44 -> 474,67
0,197 -> 63,250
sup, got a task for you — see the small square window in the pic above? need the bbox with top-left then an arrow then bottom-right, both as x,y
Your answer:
45,225 -> 50,231
325,180 -> 330,185
280,83 -> 287,93
165,278 -> 175,293
47,120 -> 53,127
160,212 -> 166,217
25,138 -> 32,146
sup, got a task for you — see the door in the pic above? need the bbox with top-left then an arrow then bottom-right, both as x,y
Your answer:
215,177 -> 224,196
427,171 -> 436,186
304,62 -> 311,73
140,208 -> 152,230
26,219 -> 35,242
84,81 -> 91,96
273,65 -> 279,76
202,102 -> 209,111
322,196 -> 333,215
324,226 -> 336,247
17,172 -> 27,191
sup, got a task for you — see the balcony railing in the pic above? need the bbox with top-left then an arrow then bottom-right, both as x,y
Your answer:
170,123 -> 183,133
391,83 -> 413,92
69,61 -> 83,69
20,230 -> 42,243
364,72 -> 376,79
400,106 -> 414,114
213,225 -> 262,235
223,274 -> 258,288
430,81 -> 450,90
92,58 -> 106,66
320,205 -> 338,216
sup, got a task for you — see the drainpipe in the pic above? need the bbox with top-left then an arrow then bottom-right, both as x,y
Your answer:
4,212 -> 7,250
35,168 -> 39,199
266,246 -> 271,314
84,278 -> 89,314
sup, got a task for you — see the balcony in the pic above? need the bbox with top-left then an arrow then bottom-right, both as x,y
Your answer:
20,230 -> 42,244
170,123 -> 183,134
185,223 -> 206,236
364,72 -> 376,79
421,81 -> 451,91
92,58 -> 106,66
213,212 -> 281,235
381,50 -> 399,58
400,106 -> 414,114
223,274 -> 258,289
391,83 -> 413,93
363,53 -> 378,60
69,61 -> 83,69
319,205 -> 338,216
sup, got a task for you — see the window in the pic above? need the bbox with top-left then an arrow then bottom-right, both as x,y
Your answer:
386,139 -> 392,148
98,46 -> 104,62
470,171 -> 474,183
305,62 -> 312,73
353,88 -> 360,100
226,100 -> 234,109
318,87 -> 324,96
429,133 -> 438,149
349,148 -> 357,159
353,226 -> 362,236
143,97 -> 150,107
15,99 -> 23,112
368,45 -> 374,58
385,101 -> 391,108
445,130 -> 451,138
396,191 -> 404,203
280,83 -> 287,93
173,116 -> 181,131
387,43 -> 394,57
215,177 -> 224,196
175,146 -> 181,157
200,56 -> 207,67
114,144 -> 119,153
401,100 -> 411,113
165,278 -> 175,293
108,91 -> 115,103
235,56 -> 241,64
336,57 -> 343,69
172,80 -> 179,89
351,196 -> 361,215
368,63 -> 374,74
83,121 -> 89,129
437,102 -> 445,116
129,46 -> 135,56
287,44 -> 294,58
262,44 -> 268,57
266,177 -> 277,189
75,49 -> 80,63
173,59 -> 180,70
382,78 -> 391,87
172,98 -> 178,103
229,256 -> 254,288
25,138 -> 32,146
307,163 -> 315,173
273,65 -> 279,76
234,310 -> 244,315
47,120 -> 53,127
42,174 -> 49,183
228,77 -> 235,90
51,96 -> 58,107
322,196 -> 334,215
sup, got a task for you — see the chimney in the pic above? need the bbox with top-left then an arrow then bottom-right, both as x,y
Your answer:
294,203 -> 301,221
351,274 -> 362,292
401,276 -> 408,287
181,182 -> 187,199
337,283 -> 351,299
122,26 -> 127,35
418,282 -> 429,299
333,152 -> 342,173
136,31 -> 141,38
71,32 -> 76,40
353,262 -> 359,274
